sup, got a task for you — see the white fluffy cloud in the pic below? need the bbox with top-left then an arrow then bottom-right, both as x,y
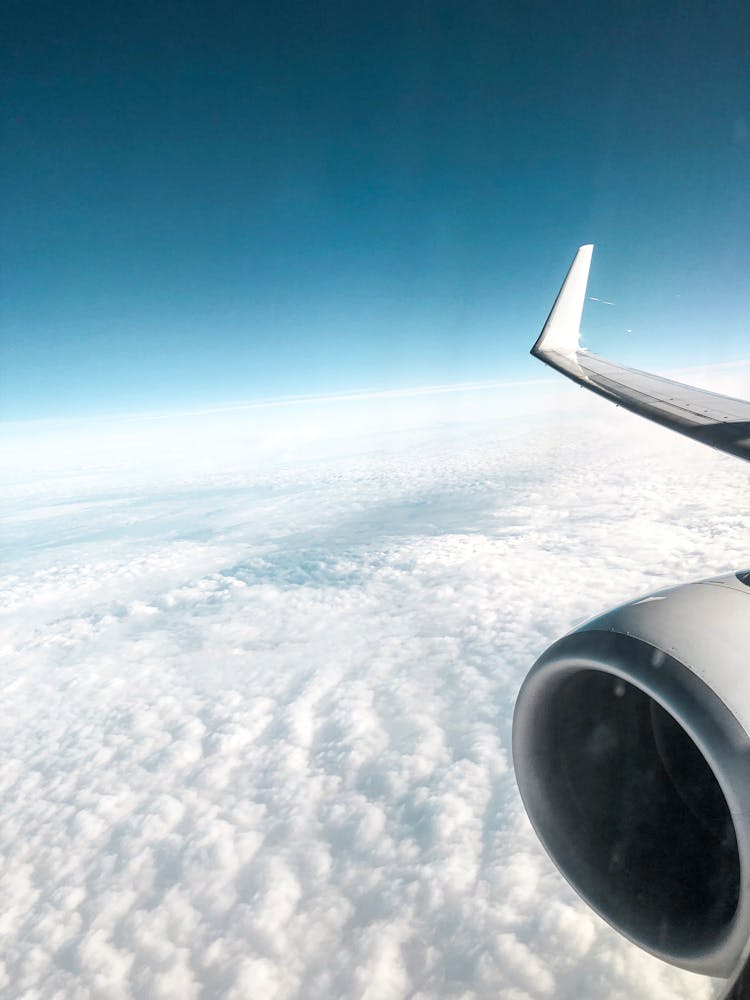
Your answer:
2,380 -> 749,999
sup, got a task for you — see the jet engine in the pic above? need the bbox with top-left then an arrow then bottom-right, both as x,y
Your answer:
513,570 -> 750,978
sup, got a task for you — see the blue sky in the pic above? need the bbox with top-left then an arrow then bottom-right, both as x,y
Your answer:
2,1 -> 748,420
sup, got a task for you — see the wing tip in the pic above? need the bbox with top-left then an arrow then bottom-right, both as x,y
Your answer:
532,244 -> 594,360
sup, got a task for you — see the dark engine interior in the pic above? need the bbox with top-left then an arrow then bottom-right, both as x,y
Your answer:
539,670 -> 740,957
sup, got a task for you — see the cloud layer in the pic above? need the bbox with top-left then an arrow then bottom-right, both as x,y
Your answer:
2,398 -> 749,999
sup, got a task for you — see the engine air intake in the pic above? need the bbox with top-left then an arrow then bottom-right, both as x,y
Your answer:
513,574 -> 750,977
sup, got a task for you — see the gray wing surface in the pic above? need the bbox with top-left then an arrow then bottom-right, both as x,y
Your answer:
533,245 -> 750,463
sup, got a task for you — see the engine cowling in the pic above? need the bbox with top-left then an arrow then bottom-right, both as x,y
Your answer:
513,571 -> 750,978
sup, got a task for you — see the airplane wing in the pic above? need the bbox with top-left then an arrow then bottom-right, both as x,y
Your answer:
532,245 -> 750,463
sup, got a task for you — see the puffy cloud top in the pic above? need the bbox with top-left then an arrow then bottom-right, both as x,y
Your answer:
2,391 -> 748,999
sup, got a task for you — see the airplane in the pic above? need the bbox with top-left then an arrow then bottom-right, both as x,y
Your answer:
512,246 -> 750,998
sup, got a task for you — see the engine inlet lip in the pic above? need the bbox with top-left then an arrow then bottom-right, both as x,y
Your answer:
513,629 -> 750,979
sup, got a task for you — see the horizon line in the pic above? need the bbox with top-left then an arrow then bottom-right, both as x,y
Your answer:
3,358 -> 750,431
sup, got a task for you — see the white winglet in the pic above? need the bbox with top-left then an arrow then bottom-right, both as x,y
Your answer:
528,245 -> 750,463
531,244 -> 593,358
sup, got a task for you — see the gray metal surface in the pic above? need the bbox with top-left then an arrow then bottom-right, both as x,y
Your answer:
584,574 -> 750,739
536,347 -> 750,462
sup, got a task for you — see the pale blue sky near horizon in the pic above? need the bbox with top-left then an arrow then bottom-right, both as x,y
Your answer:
2,1 -> 748,422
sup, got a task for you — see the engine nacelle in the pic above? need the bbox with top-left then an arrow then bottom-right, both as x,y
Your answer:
513,571 -> 750,978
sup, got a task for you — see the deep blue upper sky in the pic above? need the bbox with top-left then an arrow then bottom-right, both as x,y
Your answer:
2,1 -> 748,419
